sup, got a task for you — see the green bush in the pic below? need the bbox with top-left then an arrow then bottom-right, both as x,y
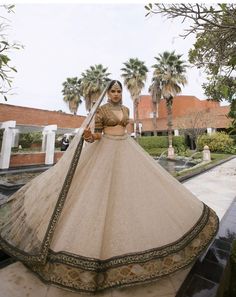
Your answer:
19,132 -> 42,148
138,135 -> 187,155
197,132 -> 234,153
230,135 -> 236,145
172,136 -> 187,154
138,136 -> 168,149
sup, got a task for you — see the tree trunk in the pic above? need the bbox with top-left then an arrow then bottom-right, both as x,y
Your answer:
152,101 -> 158,136
166,97 -> 173,147
134,99 -> 140,137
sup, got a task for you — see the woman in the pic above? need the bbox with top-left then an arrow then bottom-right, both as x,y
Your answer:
60,135 -> 70,151
0,80 -> 218,295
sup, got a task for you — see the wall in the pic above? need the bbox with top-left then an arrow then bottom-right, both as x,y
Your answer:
10,151 -> 63,167
0,103 -> 85,128
0,103 -> 134,167
138,95 -> 230,132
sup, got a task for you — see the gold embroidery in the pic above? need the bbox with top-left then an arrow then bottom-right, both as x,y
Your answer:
1,204 -> 219,293
0,138 -> 85,264
95,103 -> 129,131
0,109 -> 219,294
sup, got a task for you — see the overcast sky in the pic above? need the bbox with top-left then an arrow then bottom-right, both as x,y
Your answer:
3,2 -> 211,116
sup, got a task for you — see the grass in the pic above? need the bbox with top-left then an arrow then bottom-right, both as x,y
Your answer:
174,153 -> 232,178
140,145 -> 234,179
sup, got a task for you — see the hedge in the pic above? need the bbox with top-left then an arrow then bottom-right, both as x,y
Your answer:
138,135 -> 186,151
197,132 -> 235,153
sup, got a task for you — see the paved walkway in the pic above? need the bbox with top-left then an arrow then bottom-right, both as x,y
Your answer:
184,157 -> 236,221
0,158 -> 236,297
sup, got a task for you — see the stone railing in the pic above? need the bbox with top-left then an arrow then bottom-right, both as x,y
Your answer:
0,121 -> 79,169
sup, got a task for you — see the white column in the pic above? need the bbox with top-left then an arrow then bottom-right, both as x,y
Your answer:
0,121 -> 16,169
168,145 -> 175,159
12,128 -> 20,147
43,125 -> 57,165
174,129 -> 179,136
138,122 -> 142,135
41,131 -> 47,152
207,127 -> 212,134
203,145 -> 211,162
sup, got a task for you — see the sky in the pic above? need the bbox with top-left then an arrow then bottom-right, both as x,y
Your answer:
2,1 -> 213,116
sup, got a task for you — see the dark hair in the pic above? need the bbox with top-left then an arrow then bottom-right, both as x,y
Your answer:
107,80 -> 122,91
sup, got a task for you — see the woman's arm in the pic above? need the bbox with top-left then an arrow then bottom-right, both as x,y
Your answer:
83,128 -> 102,143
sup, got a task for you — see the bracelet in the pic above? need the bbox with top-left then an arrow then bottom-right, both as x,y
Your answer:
84,135 -> 94,143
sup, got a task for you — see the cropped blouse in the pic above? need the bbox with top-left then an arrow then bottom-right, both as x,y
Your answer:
94,103 -> 129,133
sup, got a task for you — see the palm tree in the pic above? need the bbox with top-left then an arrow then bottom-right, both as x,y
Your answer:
121,58 -> 148,137
149,79 -> 161,136
151,51 -> 187,148
80,64 -> 111,112
62,77 -> 82,115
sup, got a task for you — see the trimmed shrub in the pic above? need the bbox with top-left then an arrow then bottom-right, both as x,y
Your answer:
138,136 -> 168,149
230,135 -> 236,145
138,135 -> 186,155
19,132 -> 42,148
197,132 -> 234,153
172,136 -> 187,154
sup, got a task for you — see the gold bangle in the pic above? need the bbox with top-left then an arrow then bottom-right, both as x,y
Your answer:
84,135 -> 94,143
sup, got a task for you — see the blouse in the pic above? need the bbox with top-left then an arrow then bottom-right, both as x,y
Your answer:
94,103 -> 129,133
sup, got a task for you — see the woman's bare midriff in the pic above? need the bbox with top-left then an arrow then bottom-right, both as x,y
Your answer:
103,125 -> 126,136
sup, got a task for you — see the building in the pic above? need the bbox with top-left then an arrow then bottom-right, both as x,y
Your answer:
0,103 -> 134,168
137,95 -> 231,138
0,103 -> 86,129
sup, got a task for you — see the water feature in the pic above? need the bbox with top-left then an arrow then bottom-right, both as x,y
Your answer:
183,151 -> 200,167
0,171 -> 42,205
158,158 -> 196,174
158,150 -> 168,161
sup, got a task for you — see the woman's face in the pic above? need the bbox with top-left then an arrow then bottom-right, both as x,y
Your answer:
108,84 -> 122,104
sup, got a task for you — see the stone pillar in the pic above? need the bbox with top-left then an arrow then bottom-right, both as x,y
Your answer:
12,129 -> 20,147
43,125 -> 57,165
138,122 -> 142,135
207,127 -> 213,134
174,129 -> 179,136
203,145 -> 211,162
41,131 -> 47,152
168,145 -> 175,159
0,121 -> 16,169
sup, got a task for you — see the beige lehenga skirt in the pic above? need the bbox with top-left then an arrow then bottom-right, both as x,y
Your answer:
0,132 -> 218,294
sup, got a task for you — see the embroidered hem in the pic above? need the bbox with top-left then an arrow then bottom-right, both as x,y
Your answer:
2,205 -> 218,293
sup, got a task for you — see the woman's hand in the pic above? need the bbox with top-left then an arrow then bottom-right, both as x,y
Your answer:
83,128 -> 94,143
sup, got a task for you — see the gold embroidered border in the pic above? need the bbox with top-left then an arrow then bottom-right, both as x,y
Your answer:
0,137 -> 85,264
28,207 -> 219,293
47,204 -> 211,271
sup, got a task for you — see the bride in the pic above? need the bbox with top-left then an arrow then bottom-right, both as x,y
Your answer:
0,80 -> 218,295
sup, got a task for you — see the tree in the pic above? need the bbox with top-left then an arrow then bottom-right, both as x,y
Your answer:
80,64 -> 111,112
151,51 -> 187,148
145,3 -> 236,114
176,110 -> 217,150
227,99 -> 236,135
149,78 -> 161,136
121,58 -> 148,137
62,77 -> 82,115
0,5 -> 22,101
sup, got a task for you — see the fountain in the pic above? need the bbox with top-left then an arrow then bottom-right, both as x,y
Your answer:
156,150 -> 201,174
158,150 -> 168,162
183,151 -> 200,167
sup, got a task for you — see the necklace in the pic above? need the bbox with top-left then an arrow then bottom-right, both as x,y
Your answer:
108,102 -> 122,111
